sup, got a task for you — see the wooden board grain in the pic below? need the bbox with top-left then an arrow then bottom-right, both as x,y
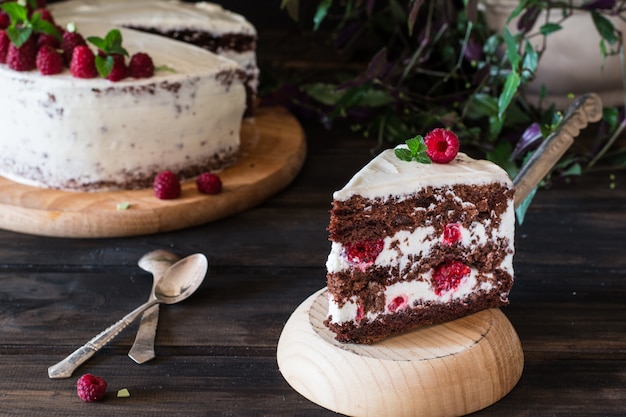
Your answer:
0,106 -> 306,238
277,288 -> 524,417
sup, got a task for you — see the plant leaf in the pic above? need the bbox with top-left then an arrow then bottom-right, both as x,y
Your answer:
395,148 -> 413,161
313,0 -> 332,30
498,71 -> 521,120
7,26 -> 32,48
0,2 -> 28,24
539,22 -> 562,36
95,55 -> 114,78
515,186 -> 536,225
591,10 -> 619,44
503,27 -> 521,69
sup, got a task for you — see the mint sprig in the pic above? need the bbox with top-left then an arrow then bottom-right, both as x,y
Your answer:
0,2 -> 61,47
395,135 -> 432,164
87,29 -> 129,77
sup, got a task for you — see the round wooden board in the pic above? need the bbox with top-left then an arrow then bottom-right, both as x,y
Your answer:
277,288 -> 524,417
0,106 -> 306,238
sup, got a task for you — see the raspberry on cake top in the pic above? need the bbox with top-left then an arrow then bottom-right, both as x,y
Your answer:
0,20 -> 247,191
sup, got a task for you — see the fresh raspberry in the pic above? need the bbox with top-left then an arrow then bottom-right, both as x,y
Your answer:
0,11 -> 9,30
344,239 -> 385,265
424,128 -> 460,163
36,44 -> 64,75
128,52 -> 154,78
33,8 -> 55,24
442,223 -> 462,245
37,32 -> 60,49
105,54 -> 128,81
6,36 -> 37,71
355,304 -> 365,323
387,295 -> 408,313
70,45 -> 97,78
76,374 -> 107,402
0,30 -> 9,64
431,260 -> 471,296
61,31 -> 86,64
153,171 -> 181,199
196,172 -> 222,194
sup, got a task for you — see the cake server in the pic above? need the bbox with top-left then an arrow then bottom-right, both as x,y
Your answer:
48,253 -> 208,379
128,250 -> 180,364
512,92 -> 602,208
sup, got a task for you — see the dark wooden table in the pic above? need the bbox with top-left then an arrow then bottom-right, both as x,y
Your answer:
1,115 -> 625,416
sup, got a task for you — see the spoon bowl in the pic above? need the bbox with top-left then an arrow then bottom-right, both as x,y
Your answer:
154,254 -> 208,303
48,253 -> 209,379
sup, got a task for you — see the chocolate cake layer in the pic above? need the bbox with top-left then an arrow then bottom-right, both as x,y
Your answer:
329,183 -> 514,243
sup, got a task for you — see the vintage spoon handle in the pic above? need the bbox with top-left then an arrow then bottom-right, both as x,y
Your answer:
513,93 -> 603,208
129,250 -> 180,364
48,300 -> 157,379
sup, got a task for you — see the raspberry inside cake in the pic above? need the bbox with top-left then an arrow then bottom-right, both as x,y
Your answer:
324,146 -> 515,344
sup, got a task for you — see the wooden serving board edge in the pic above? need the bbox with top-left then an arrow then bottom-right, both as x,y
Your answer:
0,106 -> 306,238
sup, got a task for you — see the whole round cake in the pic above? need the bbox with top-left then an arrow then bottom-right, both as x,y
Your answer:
0,1 -> 255,191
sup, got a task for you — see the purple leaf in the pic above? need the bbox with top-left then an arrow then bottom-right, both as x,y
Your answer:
517,6 -> 540,33
463,36 -> 483,62
512,122 -> 543,159
407,0 -> 424,35
582,0 -> 616,10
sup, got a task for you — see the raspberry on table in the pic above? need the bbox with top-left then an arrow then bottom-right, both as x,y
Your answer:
424,128 -> 460,164
70,45 -> 98,78
76,374 -> 107,402
153,170 -> 181,199
196,172 -> 222,194
129,52 -> 155,78
36,45 -> 64,75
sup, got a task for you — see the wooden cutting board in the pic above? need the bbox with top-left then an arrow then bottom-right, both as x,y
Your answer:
0,106 -> 306,238
277,288 -> 524,417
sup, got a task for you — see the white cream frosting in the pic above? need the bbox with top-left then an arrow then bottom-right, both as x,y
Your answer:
333,149 -> 513,201
49,0 -> 259,92
50,0 -> 256,35
0,22 -> 246,190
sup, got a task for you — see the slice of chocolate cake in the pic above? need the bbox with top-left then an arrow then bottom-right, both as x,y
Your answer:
324,133 -> 515,344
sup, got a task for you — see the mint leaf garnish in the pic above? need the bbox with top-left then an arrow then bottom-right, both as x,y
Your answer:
87,29 -> 129,77
1,1 -> 61,47
87,29 -> 129,57
395,135 -> 432,164
94,55 -> 114,78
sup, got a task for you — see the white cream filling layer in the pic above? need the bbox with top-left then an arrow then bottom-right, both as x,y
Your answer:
328,267 -> 497,324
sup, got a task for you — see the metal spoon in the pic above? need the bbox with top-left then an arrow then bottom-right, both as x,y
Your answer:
48,253 -> 208,379
128,250 -> 180,364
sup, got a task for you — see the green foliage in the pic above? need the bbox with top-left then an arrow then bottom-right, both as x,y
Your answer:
274,0 -> 626,180
87,29 -> 129,78
394,136 -> 431,164
0,2 -> 61,47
